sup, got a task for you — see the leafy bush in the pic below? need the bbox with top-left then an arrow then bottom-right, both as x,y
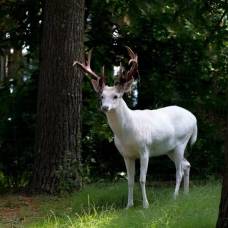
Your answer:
0,72 -> 37,188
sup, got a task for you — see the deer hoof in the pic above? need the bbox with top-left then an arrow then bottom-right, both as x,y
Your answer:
126,203 -> 134,209
143,201 -> 149,209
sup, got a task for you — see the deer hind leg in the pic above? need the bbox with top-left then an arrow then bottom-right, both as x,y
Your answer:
124,157 -> 135,208
168,143 -> 188,199
182,159 -> 191,194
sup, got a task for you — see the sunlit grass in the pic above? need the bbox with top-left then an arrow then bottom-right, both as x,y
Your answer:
0,181 -> 221,228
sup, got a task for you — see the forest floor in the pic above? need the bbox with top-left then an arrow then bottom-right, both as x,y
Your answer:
0,180 -> 221,228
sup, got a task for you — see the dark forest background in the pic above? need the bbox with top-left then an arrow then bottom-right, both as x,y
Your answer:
0,0 -> 227,189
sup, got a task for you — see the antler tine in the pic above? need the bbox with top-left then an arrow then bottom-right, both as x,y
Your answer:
117,62 -> 126,83
119,62 -> 124,76
73,49 -> 106,93
87,49 -> 92,66
125,46 -> 138,81
100,65 -> 106,84
126,46 -> 135,59
101,66 -> 105,77
73,49 -> 100,80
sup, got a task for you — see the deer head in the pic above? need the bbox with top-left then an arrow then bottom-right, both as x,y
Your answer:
74,47 -> 138,112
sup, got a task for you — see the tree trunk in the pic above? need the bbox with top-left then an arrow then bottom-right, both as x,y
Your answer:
30,0 -> 84,193
217,114 -> 228,227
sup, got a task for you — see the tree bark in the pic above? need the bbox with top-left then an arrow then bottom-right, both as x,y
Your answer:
217,114 -> 228,227
30,0 -> 84,193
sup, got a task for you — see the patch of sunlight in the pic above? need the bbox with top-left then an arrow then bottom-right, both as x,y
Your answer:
73,210 -> 118,228
33,206 -> 118,228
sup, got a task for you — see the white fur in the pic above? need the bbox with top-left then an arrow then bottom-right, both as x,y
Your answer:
101,86 -> 197,208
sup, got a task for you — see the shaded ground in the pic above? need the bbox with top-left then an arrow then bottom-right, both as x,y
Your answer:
0,195 -> 41,227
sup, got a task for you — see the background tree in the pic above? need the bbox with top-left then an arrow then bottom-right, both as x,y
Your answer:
217,114 -> 228,227
30,0 -> 84,193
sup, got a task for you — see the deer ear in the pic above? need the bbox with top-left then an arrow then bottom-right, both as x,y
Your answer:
116,79 -> 134,93
91,79 -> 104,93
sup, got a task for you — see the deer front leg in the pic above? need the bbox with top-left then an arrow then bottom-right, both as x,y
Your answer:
140,153 -> 149,208
124,157 -> 135,208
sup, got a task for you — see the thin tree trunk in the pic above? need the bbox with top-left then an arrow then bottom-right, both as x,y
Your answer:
217,114 -> 228,227
30,0 -> 84,193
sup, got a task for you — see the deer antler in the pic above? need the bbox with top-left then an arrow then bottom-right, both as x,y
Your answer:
73,50 -> 105,92
126,46 -> 138,81
118,47 -> 139,85
73,50 -> 99,80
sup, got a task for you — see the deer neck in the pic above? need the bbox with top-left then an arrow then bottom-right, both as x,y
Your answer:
105,98 -> 133,138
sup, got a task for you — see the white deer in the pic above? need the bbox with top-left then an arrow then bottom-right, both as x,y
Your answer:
74,47 -> 197,208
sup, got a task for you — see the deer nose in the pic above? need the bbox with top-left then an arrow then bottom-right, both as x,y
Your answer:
101,105 -> 110,112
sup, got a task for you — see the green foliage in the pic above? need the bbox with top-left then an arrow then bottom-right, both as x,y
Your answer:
82,0 -> 228,179
0,0 -> 42,52
0,70 -> 38,188
0,0 -> 227,187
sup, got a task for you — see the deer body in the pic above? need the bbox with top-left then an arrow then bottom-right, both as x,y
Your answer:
74,47 -> 197,209
103,88 -> 197,208
107,98 -> 196,159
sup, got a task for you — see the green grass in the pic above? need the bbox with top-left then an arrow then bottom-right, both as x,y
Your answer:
0,181 -> 221,228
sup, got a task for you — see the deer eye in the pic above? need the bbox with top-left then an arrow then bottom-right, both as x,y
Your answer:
113,95 -> 118,99
101,95 -> 104,99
